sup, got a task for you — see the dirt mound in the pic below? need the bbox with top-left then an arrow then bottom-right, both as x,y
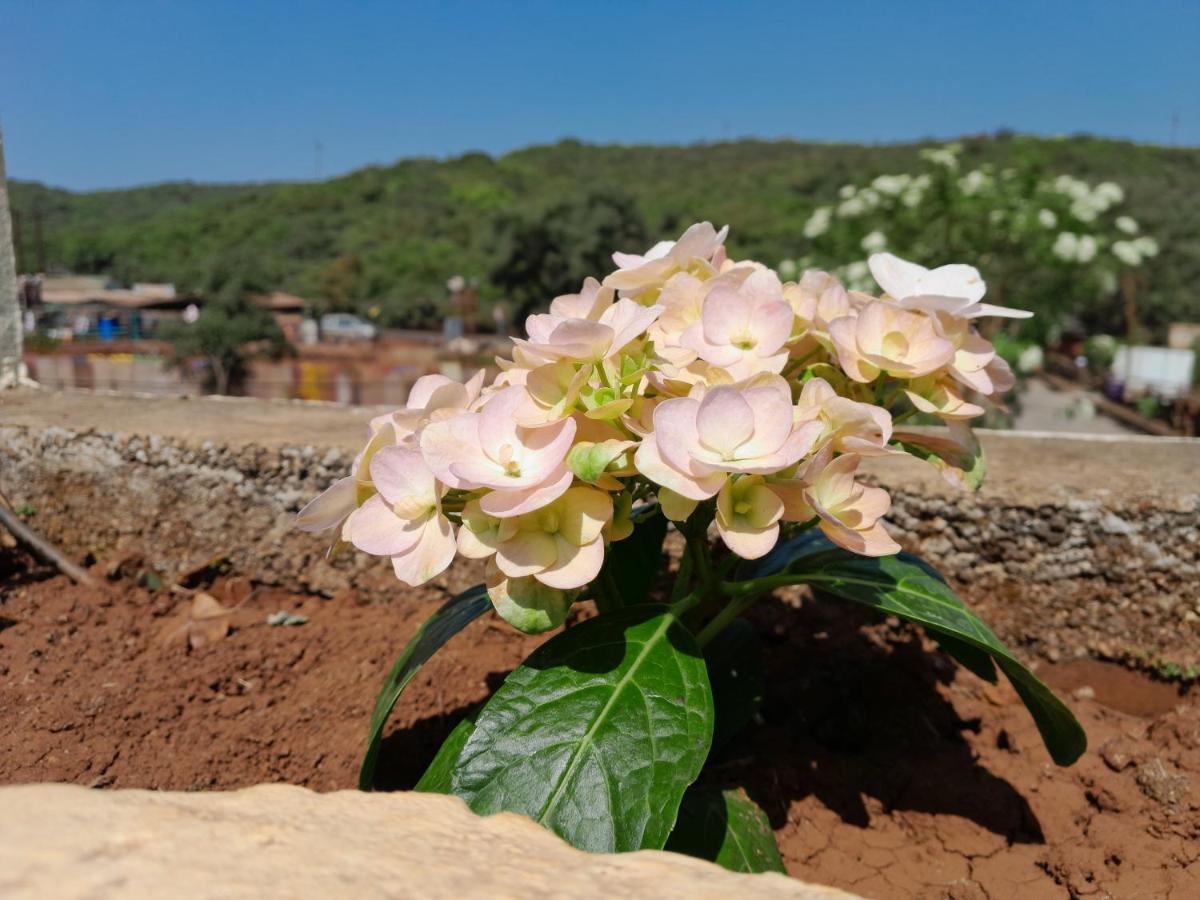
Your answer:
1,548 -> 1196,897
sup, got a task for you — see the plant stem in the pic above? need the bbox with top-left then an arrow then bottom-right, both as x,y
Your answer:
695,593 -> 759,647
720,573 -> 809,598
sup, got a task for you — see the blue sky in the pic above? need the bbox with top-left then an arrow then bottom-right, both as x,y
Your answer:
2,0 -> 1197,190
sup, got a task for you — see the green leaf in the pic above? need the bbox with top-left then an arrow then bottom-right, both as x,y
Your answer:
451,605 -> 714,852
414,713 -> 477,794
704,618 -> 765,751
933,632 -> 998,684
741,533 -> 1086,766
665,787 -> 786,874
600,505 -> 667,605
358,585 -> 492,790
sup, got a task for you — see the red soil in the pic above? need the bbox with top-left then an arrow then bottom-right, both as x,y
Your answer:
1,548 -> 1196,898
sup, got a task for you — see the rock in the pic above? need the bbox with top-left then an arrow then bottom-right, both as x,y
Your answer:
0,784 -> 857,899
1100,738 -> 1135,772
1135,758 -> 1190,806
1100,512 -> 1135,536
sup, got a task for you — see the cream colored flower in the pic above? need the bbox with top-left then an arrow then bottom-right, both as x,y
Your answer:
460,487 -> 613,590
829,301 -> 955,383
771,450 -> 899,556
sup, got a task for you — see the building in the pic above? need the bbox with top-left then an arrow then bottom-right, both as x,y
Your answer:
24,274 -> 199,341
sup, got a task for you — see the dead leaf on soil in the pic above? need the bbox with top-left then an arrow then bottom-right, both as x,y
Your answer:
158,592 -> 233,650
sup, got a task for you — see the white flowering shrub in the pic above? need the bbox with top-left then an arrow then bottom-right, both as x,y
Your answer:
788,143 -> 1159,341
296,223 -> 1085,868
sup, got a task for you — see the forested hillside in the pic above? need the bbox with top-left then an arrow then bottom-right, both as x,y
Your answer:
10,133 -> 1199,333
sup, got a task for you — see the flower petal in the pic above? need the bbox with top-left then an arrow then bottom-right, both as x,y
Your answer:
537,535 -> 605,589
391,514 -> 458,586
295,476 -> 356,533
345,495 -> 424,557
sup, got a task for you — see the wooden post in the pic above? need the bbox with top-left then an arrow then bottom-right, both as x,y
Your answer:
0,125 -> 27,388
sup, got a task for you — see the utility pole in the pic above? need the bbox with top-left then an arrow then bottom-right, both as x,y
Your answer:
0,125 -> 30,389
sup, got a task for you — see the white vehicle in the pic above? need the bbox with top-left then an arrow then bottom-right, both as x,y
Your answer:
320,313 -> 377,341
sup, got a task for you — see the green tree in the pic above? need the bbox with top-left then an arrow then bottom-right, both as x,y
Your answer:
165,259 -> 289,395
491,191 -> 646,319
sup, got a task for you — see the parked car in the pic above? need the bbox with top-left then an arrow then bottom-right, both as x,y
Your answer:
320,313 -> 377,341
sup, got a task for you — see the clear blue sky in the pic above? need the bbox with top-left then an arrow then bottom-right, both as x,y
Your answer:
2,0 -> 1197,191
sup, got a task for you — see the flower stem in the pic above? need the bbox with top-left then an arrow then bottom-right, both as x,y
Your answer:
695,592 -> 759,647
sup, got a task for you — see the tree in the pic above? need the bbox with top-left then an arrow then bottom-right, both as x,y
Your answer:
492,191 -> 646,319
165,260 -> 289,395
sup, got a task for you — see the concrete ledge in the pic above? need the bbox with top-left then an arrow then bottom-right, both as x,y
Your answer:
2,389 -> 1198,665
0,784 -> 856,899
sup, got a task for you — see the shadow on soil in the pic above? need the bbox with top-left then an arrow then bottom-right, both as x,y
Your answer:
369,590 -> 1043,846
700,593 -> 1046,844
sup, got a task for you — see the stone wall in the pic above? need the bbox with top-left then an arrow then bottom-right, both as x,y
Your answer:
2,389 -> 1197,667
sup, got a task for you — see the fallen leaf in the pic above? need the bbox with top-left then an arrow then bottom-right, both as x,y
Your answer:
158,592 -> 233,650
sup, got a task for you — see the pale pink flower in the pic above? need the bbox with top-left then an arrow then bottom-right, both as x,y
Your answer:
549,276 -> 614,321
389,370 -> 485,443
294,474 -> 357,537
420,386 -> 576,517
681,269 -> 795,380
295,411 -> 401,543
716,475 -> 785,559
933,315 -> 1000,394
604,222 -> 729,295
903,376 -> 985,420
517,298 -> 662,363
342,447 -> 457,586
772,450 -> 899,557
513,360 -> 593,427
868,252 -> 1032,319
795,377 -> 894,455
984,355 -> 1016,394
828,301 -> 955,383
460,488 -> 613,590
635,375 -> 821,501
785,270 -> 856,351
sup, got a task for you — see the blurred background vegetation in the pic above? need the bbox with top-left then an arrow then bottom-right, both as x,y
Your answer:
10,132 -> 1199,337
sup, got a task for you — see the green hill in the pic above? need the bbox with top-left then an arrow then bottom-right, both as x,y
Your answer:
10,134 -> 1199,333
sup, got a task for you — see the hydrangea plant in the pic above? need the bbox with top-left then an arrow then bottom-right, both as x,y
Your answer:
298,223 -> 1085,871
785,143 -> 1159,342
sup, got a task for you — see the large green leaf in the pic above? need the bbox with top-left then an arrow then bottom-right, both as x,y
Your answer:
741,533 -> 1086,766
414,713 -> 477,794
451,605 -> 714,852
704,618 -> 765,751
359,585 -> 492,790
665,787 -> 786,874
600,505 -> 668,605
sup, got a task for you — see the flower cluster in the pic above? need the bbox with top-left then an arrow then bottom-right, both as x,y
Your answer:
789,143 -> 1159,311
298,224 -> 1027,631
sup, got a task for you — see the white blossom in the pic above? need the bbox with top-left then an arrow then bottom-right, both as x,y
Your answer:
1053,232 -> 1080,261
1133,236 -> 1159,258
1076,235 -> 1098,263
1038,209 -> 1058,228
1115,216 -> 1138,235
1111,240 -> 1141,266
1095,182 -> 1125,205
860,231 -> 887,253
804,206 -> 832,238
959,170 -> 991,196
